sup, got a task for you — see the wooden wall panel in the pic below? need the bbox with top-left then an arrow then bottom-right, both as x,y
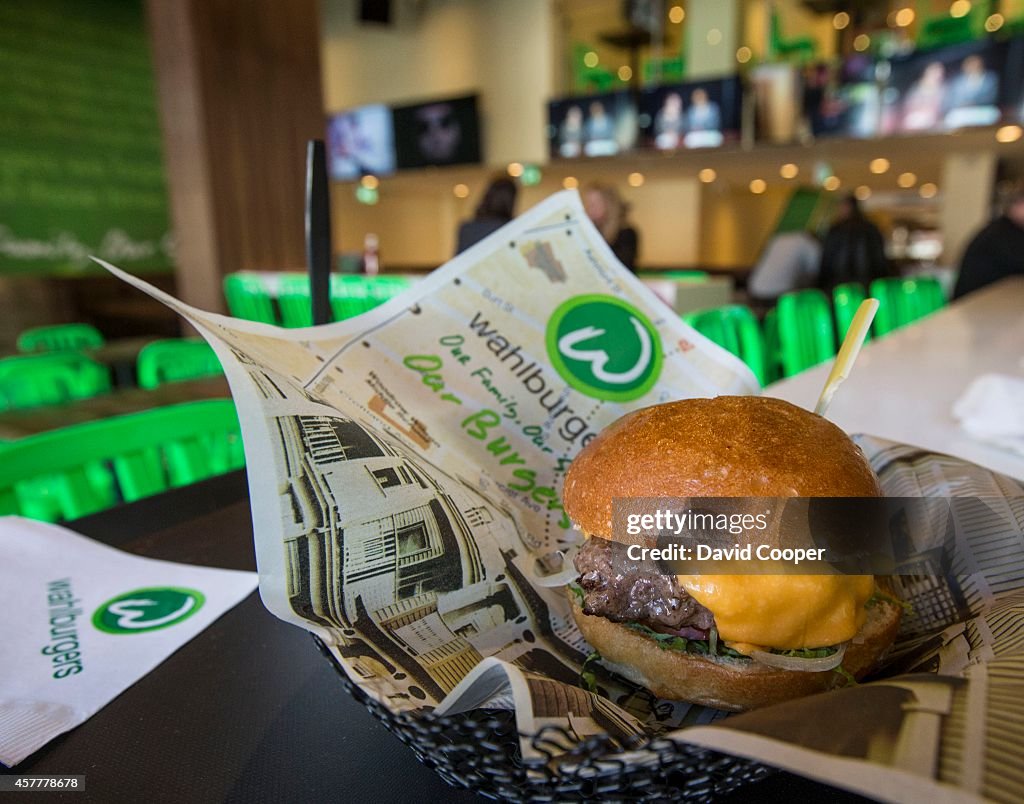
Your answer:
147,0 -> 324,311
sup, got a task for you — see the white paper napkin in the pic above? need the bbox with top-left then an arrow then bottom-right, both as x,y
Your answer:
953,373 -> 1024,456
0,517 -> 257,766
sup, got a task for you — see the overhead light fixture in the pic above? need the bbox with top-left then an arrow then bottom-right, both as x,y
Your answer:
985,13 -> 1004,31
706,28 -> 722,45
854,34 -> 871,51
996,125 -> 1023,143
618,65 -> 632,81
562,176 -> 578,189
668,5 -> 685,24
360,175 -> 379,189
583,51 -> 599,68
833,12 -> 850,30
698,168 -> 717,183
749,179 -> 767,194
453,183 -> 470,198
627,172 -> 645,187
855,185 -> 872,201
919,182 -> 938,198
507,162 -> 524,178
897,172 -> 917,188
736,46 -> 752,64
895,7 -> 915,26
780,163 -> 799,179
823,175 -> 841,191
869,158 -> 890,174
950,0 -> 971,19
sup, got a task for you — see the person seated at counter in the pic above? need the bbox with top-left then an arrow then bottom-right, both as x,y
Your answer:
455,175 -> 518,255
748,229 -> 821,302
954,188 -> 1024,299
583,182 -> 639,272
818,194 -> 889,292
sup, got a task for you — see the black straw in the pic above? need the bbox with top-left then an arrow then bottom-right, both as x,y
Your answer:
305,140 -> 332,326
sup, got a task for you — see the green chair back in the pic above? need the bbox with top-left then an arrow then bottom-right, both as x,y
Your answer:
869,277 -> 946,337
832,282 -> 869,343
775,289 -> 836,377
277,274 -> 313,328
223,273 -> 278,324
0,400 -> 244,522
330,275 -> 411,321
17,324 -> 104,353
683,305 -> 768,387
0,353 -> 111,411
762,308 -> 783,384
137,339 -> 223,389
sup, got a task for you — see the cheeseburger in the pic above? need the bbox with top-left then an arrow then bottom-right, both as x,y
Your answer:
563,396 -> 902,711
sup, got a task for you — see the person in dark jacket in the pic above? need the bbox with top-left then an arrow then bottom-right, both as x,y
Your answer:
818,194 -> 889,292
455,176 -> 518,254
953,190 -> 1024,299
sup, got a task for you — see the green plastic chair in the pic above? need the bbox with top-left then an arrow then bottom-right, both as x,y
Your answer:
0,400 -> 244,522
223,273 -> 278,324
0,353 -> 111,411
277,274 -> 313,328
330,275 -> 373,321
17,324 -> 104,353
366,276 -> 412,308
762,308 -> 783,384
870,277 -> 946,337
832,283 -> 869,343
775,289 -> 836,377
683,305 -> 769,387
137,339 -> 223,389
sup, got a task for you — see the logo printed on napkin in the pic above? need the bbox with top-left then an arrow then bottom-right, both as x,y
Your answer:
0,517 -> 257,767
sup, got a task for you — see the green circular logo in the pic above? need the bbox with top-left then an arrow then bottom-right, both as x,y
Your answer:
545,294 -> 663,401
92,587 -> 205,635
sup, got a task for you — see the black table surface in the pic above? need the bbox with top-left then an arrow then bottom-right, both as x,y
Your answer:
1,471 -> 871,803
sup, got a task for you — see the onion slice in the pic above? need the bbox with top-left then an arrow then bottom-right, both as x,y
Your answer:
749,642 -> 848,672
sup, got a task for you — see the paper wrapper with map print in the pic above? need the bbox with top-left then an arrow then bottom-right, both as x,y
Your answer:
102,191 -> 1024,803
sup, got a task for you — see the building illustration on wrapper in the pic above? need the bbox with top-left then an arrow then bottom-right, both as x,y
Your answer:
274,412 -> 583,702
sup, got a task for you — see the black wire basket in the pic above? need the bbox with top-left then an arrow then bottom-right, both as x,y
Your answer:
314,636 -> 774,801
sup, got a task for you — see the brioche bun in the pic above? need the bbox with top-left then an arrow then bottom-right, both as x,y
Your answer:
564,396 -> 899,711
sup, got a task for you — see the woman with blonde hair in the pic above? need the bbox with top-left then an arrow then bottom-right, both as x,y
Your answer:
582,183 -> 639,272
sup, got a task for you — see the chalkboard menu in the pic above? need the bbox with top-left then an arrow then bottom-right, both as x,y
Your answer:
0,0 -> 172,275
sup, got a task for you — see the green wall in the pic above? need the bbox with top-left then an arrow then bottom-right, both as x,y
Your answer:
0,0 -> 172,275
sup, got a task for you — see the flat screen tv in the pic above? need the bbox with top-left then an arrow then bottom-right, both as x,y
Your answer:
881,39 -> 1006,134
547,91 -> 638,159
638,76 -> 742,150
807,56 -> 882,139
392,94 -> 482,169
326,104 -> 396,181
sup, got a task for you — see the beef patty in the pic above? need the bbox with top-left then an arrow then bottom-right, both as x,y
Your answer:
573,537 -> 714,632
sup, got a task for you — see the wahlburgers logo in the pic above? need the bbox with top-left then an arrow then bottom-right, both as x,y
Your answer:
546,295 -> 662,401
92,587 -> 205,634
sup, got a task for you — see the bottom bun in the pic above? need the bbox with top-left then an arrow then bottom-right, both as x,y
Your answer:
569,590 -> 901,712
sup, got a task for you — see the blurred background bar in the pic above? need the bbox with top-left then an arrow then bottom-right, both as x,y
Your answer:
3,0 -> 1024,496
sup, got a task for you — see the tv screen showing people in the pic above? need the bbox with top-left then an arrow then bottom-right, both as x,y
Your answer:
1000,35 -> 1024,124
807,56 -> 882,139
392,94 -> 482,169
881,39 -> 1005,134
547,91 -> 638,159
326,104 -> 396,181
638,76 -> 741,150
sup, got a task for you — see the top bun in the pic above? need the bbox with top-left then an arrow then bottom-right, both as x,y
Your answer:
563,395 -> 881,539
